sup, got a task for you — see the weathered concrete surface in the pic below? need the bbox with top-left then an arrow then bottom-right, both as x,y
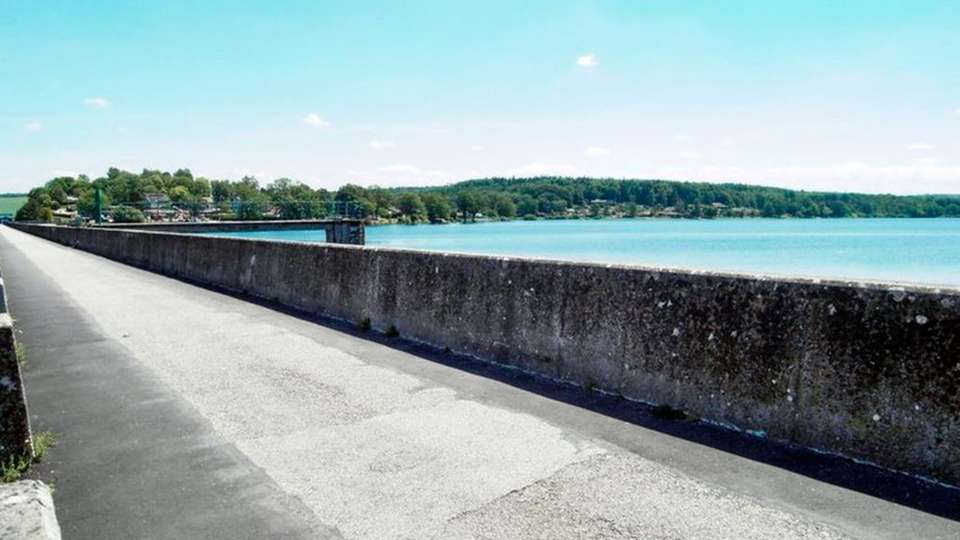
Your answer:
0,480 -> 61,540
9,221 -> 960,485
0,266 -> 31,462
99,218 -> 365,244
2,225 -> 959,539
0,230 -> 338,539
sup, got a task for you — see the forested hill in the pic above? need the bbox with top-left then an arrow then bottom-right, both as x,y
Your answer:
12,168 -> 960,223
403,176 -> 960,219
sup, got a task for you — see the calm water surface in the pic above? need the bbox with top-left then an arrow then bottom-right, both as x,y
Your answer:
207,218 -> 960,287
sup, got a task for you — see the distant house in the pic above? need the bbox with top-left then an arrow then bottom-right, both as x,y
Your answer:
144,193 -> 170,209
142,193 -> 173,221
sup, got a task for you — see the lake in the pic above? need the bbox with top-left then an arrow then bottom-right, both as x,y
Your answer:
206,218 -> 960,287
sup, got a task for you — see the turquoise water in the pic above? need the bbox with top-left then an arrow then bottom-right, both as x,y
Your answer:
205,218 -> 960,287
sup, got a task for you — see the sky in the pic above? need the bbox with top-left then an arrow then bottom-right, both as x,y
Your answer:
1,0 -> 959,194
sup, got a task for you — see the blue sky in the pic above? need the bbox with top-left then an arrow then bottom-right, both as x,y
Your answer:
2,0 -> 958,193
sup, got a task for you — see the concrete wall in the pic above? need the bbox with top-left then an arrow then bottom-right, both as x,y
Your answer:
0,265 -> 32,461
0,480 -> 62,540
10,222 -> 960,485
98,219 -> 365,244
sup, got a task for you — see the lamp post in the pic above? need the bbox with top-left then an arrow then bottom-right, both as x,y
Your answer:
94,187 -> 103,224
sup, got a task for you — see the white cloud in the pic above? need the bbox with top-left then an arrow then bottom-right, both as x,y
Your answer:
369,139 -> 396,150
471,145 -> 485,152
505,163 -> 577,177
672,134 -> 691,144
23,121 -> 42,132
395,124 -> 450,135
303,113 -> 331,128
378,163 -> 446,178
373,163 -> 448,186
764,161 -> 960,194
954,107 -> 960,116
379,163 -> 421,174
679,151 -> 703,160
907,142 -> 934,151
576,54 -> 598,68
84,97 -> 110,109
584,146 -> 611,158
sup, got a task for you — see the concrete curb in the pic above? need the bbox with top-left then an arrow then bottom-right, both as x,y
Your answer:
0,480 -> 61,540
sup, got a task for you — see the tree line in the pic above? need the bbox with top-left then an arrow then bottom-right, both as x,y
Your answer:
14,167 -> 960,223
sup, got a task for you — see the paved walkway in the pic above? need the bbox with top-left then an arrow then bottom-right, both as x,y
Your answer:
1,225 -> 957,539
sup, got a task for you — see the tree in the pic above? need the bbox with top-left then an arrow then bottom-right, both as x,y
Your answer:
15,187 -> 57,221
77,190 -> 111,219
211,180 -> 234,203
456,192 -> 479,223
234,176 -> 261,201
492,194 -> 516,218
421,193 -> 452,223
15,198 -> 50,221
15,167 -> 960,226
516,195 -> 538,216
367,187 -> 396,219
336,184 -> 375,218
236,197 -> 267,220
538,193 -> 566,214
397,193 -> 426,223
169,185 -> 192,203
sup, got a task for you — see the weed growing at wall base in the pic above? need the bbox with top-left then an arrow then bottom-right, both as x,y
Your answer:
31,431 -> 56,462
1,454 -> 30,483
0,431 -> 57,483
15,342 -> 26,367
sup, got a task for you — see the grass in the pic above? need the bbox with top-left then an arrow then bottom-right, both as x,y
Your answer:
0,195 -> 28,216
358,317 -> 371,332
0,431 -> 57,483
15,342 -> 26,367
651,404 -> 693,422
31,432 -> 56,462
1,455 -> 30,483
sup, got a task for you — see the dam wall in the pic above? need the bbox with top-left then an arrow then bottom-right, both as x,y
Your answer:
9,222 -> 960,484
98,219 -> 366,244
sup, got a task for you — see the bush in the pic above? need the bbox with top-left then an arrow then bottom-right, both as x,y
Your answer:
112,206 -> 146,223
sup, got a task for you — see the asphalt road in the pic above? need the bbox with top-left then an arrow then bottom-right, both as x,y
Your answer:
1,225 -> 957,539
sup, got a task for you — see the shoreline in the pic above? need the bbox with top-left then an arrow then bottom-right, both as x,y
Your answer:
364,214 -> 960,227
